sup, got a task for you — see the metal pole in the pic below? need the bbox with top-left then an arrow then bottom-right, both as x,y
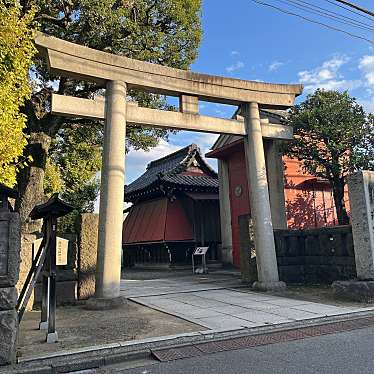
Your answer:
46,216 -> 58,343
39,275 -> 49,330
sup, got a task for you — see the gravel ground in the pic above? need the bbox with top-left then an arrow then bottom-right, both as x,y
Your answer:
269,284 -> 372,308
17,300 -> 203,359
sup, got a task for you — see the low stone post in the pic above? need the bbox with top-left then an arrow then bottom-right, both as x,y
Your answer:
242,102 -> 285,291
333,171 -> 374,302
0,211 -> 21,365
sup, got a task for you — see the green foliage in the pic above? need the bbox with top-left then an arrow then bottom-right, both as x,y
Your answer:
30,0 -> 202,151
19,0 -> 202,230
0,1 -> 36,186
44,158 -> 63,195
45,126 -> 102,232
285,89 -> 374,224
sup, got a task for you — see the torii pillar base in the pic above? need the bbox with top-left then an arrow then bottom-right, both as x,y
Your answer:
84,296 -> 126,311
253,281 -> 286,292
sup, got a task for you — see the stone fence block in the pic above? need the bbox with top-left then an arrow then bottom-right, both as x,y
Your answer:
78,213 -> 99,300
17,233 -> 37,311
0,310 -> 17,365
0,212 -> 21,287
348,171 -> 374,280
0,287 -> 17,311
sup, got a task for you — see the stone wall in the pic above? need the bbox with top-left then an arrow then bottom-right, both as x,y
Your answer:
17,233 -> 38,311
77,213 -> 99,300
274,226 -> 356,284
238,214 -> 355,284
0,212 -> 21,365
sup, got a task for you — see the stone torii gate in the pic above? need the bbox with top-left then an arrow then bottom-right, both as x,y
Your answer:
35,33 -> 303,305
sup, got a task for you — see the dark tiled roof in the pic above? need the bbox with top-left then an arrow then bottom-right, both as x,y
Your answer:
125,144 -> 218,200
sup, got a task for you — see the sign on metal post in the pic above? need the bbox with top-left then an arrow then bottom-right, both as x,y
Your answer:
192,246 -> 209,274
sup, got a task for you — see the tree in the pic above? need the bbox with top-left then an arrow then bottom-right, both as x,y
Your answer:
17,0 -> 202,228
44,125 -> 102,232
285,89 -> 374,225
0,1 -> 36,187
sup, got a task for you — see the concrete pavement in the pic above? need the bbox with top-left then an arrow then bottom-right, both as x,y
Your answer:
121,273 -> 374,331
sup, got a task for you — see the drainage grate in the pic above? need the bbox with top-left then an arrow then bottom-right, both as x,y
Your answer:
152,345 -> 202,362
151,315 -> 374,362
195,341 -> 228,354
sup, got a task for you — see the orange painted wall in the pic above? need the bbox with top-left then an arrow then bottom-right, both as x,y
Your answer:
226,151 -> 349,267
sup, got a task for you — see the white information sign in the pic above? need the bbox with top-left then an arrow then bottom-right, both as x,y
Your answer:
32,237 -> 69,265
56,237 -> 69,266
192,246 -> 209,274
193,247 -> 209,255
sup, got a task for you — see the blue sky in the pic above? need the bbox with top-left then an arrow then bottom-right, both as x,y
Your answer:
125,0 -> 374,184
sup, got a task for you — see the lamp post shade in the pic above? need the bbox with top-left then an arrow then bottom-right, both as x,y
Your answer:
29,193 -> 74,220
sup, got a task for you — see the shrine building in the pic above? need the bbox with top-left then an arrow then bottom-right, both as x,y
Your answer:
122,144 -> 221,267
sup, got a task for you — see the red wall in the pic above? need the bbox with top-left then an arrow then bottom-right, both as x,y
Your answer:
225,151 -> 349,267
227,148 -> 250,267
123,197 -> 193,244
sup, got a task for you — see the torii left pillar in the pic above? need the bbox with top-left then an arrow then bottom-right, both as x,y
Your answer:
91,81 -> 127,307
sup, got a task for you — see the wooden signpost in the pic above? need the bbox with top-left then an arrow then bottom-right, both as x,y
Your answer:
17,194 -> 73,343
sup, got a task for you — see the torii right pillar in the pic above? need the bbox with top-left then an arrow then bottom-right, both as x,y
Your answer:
242,102 -> 286,291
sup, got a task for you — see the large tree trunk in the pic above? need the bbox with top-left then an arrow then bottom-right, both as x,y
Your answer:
331,178 -> 350,226
15,131 -> 52,232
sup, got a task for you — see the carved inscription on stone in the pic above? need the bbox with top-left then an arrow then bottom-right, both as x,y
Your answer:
0,220 -> 9,276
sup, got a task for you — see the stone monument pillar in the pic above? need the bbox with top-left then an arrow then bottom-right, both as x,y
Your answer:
0,211 -> 21,365
333,171 -> 374,302
242,102 -> 285,291
349,171 -> 374,280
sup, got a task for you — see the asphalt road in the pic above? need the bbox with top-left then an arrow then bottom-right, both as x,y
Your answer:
115,326 -> 374,374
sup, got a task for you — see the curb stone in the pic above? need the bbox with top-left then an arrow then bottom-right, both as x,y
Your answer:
5,309 -> 374,373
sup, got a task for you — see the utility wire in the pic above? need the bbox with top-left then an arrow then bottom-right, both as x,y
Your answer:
286,0 -> 374,30
273,0 -> 374,32
323,0 -> 374,22
249,0 -> 374,44
333,0 -> 374,18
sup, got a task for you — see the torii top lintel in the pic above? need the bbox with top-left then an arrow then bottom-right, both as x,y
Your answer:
35,33 -> 303,109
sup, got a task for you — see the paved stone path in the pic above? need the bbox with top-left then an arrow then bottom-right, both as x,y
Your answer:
121,275 -> 374,331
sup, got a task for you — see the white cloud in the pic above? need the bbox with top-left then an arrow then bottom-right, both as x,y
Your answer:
268,61 -> 284,72
359,99 -> 374,113
126,139 -> 180,183
231,50 -> 240,56
359,55 -> 374,87
298,56 -> 362,92
226,61 -> 245,73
